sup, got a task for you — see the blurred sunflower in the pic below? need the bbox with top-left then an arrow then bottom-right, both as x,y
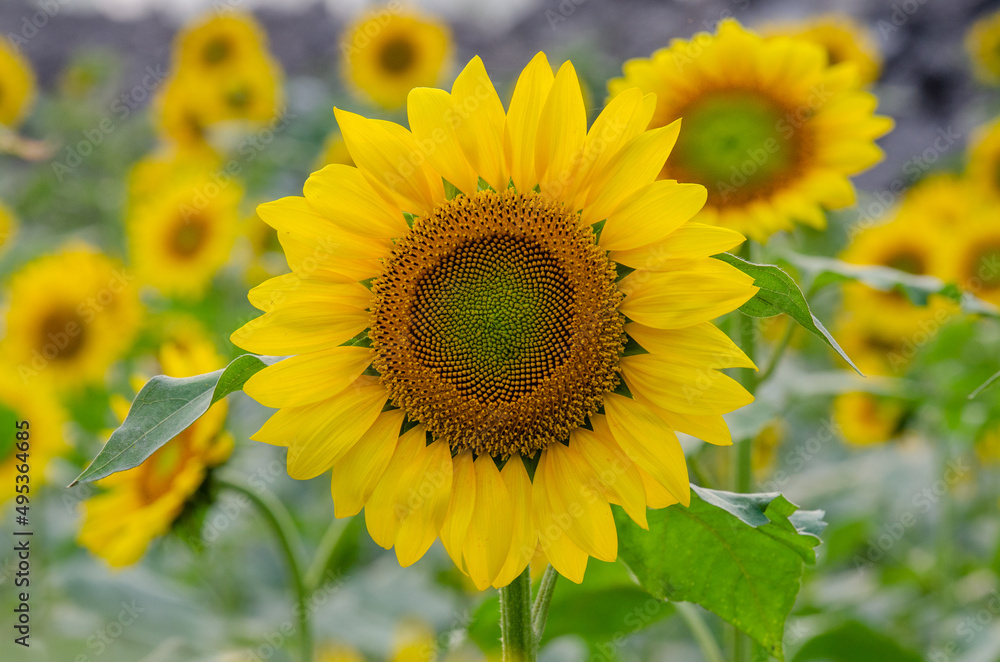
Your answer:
233,54 -> 757,588
77,324 -> 233,567
173,12 -> 268,75
127,152 -> 243,298
833,391 -> 908,445
761,14 -> 882,86
967,118 -> 1000,200
0,37 -> 36,127
154,74 -> 217,148
342,8 -> 452,109
966,9 -> 1000,85
0,367 -> 67,502
0,200 -> 18,258
315,129 -> 355,170
1,247 -> 142,390
608,19 -> 892,241
895,172 -> 984,227
942,209 -> 1000,306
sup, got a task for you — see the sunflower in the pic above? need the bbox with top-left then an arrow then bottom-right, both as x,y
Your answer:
0,37 -> 36,127
967,9 -> 1000,85
173,12 -> 269,76
895,173 -> 984,228
0,200 -> 18,258
77,325 -> 233,567
233,54 -> 757,588
608,19 -> 892,242
127,151 -> 243,298
1,247 -> 142,390
833,391 -> 908,446
0,367 -> 67,503
968,118 -> 1000,200
943,208 -> 1000,306
341,8 -> 452,109
761,14 -> 882,86
154,74 -> 218,148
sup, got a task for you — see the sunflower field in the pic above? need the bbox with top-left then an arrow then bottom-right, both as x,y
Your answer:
2,0 -> 999,660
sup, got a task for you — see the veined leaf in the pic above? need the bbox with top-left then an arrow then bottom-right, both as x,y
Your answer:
69,354 -> 279,486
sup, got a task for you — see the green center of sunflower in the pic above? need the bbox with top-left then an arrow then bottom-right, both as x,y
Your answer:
973,244 -> 1000,287
171,216 -> 208,258
0,402 -> 19,460
203,37 -> 232,65
37,308 -> 87,362
379,36 -> 416,74
668,91 -> 798,206
370,190 -> 625,458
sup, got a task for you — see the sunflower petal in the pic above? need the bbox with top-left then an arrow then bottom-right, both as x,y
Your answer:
329,409 -> 405,518
621,354 -> 755,416
301,166 -> 408,238
407,87 -> 481,196
572,424 -> 648,529
464,455 -> 513,589
626,321 -> 756,370
243,346 -> 374,408
492,458 -> 536,588
599,181 -> 706,252
439,450 -> 476,570
535,61 -> 587,202
504,52 -> 554,193
451,56 -> 508,192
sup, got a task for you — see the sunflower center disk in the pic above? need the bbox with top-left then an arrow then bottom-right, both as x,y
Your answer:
371,190 -> 625,458
669,91 -> 798,205
379,37 -> 415,74
973,245 -> 1000,287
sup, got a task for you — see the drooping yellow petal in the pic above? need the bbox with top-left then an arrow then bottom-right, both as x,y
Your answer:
329,409 -> 405,518
571,425 -> 648,529
300,166 -> 408,239
601,395 -> 691,506
463,455 -> 514,590
626,321 -> 756,370
504,52 -> 554,193
254,376 -> 387,479
334,108 -> 444,216
619,258 -> 757,329
492,458 -> 536,588
654,409 -> 733,446
243,346 -> 374,408
582,120 -> 682,225
407,87 -> 481,196
611,223 -> 746,271
621,354 -> 755,417
535,61 -> 587,202
450,56 -> 508,192
439,450 -> 476,570
533,468 -> 590,585
637,466 -> 681,509
535,442 -> 617,562
599,180 -> 706,252
365,425 -> 428,549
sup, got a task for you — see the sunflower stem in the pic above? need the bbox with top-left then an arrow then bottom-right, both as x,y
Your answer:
304,517 -> 347,592
530,565 -> 558,641
216,475 -> 312,662
499,565 -> 536,662
675,602 -> 726,662
757,320 -> 795,385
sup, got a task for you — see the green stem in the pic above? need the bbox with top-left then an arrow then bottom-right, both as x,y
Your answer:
499,566 -> 536,662
530,565 -> 558,641
304,517 -> 347,592
216,475 -> 312,662
757,321 -> 795,385
675,603 -> 725,662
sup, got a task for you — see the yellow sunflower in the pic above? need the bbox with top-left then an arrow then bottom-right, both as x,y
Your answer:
967,9 -> 1000,85
0,367 -> 67,503
0,37 -> 36,127
968,118 -> 1000,200
173,12 -> 269,75
761,14 -> 882,86
77,325 -> 233,567
0,200 -> 18,258
895,172 -> 985,228
608,19 -> 892,242
127,151 -> 243,298
942,208 -> 1000,306
833,391 -> 908,446
154,74 -> 217,148
342,8 -> 452,109
233,54 -> 758,588
1,247 -> 142,390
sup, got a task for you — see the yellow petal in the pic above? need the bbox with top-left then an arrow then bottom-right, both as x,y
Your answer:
246,273 -> 370,312
536,442 -> 617,562
393,438 -> 454,567
301,166 -> 408,239
504,52 -> 554,193
243,346 -> 374,408
654,410 -> 733,446
450,56 -> 508,192
599,181 -> 706,252
276,230 -> 380,282
626,321 -> 756,370
621,354 -> 754,416
571,425 -> 648,529
255,376 -> 387,479
492,458 -> 536,588
601,395 -> 691,506
637,466 -> 681,509
407,87 -> 480,196
535,61 -> 587,202
329,409 -> 405,518
619,259 -> 757,329
230,305 -> 368,356
464,455 -> 513,590
611,223 -> 746,272
582,120 -> 681,225
439,450 -> 476,570
334,108 -> 444,216
365,425 -> 428,549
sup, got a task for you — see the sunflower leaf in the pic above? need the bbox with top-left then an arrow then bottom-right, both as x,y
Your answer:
68,354 -> 279,486
714,253 -> 862,375
615,486 -> 825,661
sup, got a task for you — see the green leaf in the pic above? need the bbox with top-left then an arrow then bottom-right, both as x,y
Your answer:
615,486 -> 825,660
789,253 -> 1000,316
715,253 -> 862,375
69,354 -> 279,486
791,620 -> 922,662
